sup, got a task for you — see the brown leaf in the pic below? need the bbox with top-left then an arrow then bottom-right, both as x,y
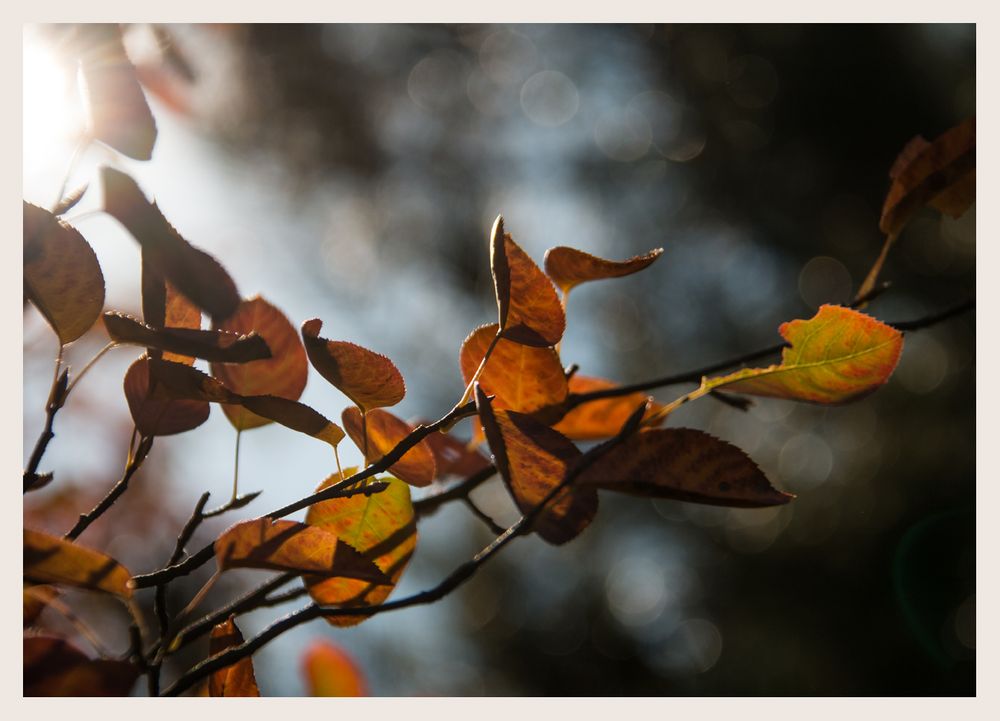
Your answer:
162,282 -> 202,363
301,318 -> 405,412
23,202 -> 105,344
475,386 -> 596,545
77,24 -> 157,160
52,183 -> 89,216
342,407 -> 437,487
301,640 -> 368,696
24,585 -> 59,627
578,428 -> 793,507
103,312 -> 271,363
208,617 -> 260,697
212,296 -> 308,430
214,519 -> 391,585
24,636 -> 139,696
414,420 -> 491,479
24,528 -> 133,599
491,215 -> 565,347
124,355 -> 210,437
552,375 -> 665,441
306,474 -> 416,626
102,166 -> 240,321
543,246 -> 663,295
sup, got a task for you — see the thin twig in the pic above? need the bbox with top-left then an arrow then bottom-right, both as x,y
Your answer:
463,497 -> 506,535
24,360 -> 68,493
155,492 -> 212,644
413,466 -> 496,518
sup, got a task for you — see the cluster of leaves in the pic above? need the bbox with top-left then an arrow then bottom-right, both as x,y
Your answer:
23,24 -> 974,697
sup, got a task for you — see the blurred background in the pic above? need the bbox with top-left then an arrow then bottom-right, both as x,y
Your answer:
23,24 -> 975,695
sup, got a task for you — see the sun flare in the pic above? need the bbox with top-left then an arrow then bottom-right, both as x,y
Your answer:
23,32 -> 85,168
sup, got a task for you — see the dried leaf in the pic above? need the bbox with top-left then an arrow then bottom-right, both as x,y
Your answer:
553,375 -> 665,441
214,519 -> 390,585
24,636 -> 139,696
301,640 -> 368,696
124,355 -> 210,437
578,428 -> 793,507
475,386 -> 596,545
212,296 -> 308,430
77,24 -> 157,160
301,318 -> 405,412
543,246 -> 663,295
23,202 -> 105,344
102,166 -> 240,321
24,585 -> 59,627
306,473 -> 416,626
208,617 -> 260,697
342,407 -> 436,487
491,215 -> 565,347
24,528 -> 132,599
103,312 -> 271,363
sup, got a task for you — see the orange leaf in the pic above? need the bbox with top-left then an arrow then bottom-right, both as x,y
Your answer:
301,640 -> 368,696
208,617 -> 260,697
306,473 -> 416,626
103,312 -> 271,363
342,407 -> 436,487
162,282 -> 202,364
23,585 -> 59,627
414,420 -> 491,479
212,296 -> 308,430
301,318 -> 405,413
543,246 -> 663,295
24,529 -> 133,600
124,355 -> 210,437
102,167 -> 240,321
491,216 -> 565,347
23,202 -> 105,344
553,375 -> 665,441
578,428 -> 793,507
475,386 -> 596,545
24,637 -> 139,696
214,519 -> 390,585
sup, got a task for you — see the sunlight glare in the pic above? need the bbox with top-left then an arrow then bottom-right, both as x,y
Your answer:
23,34 -> 84,168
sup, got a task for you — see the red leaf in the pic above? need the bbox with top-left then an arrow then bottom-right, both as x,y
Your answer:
543,246 -> 663,295
208,617 -> 260,697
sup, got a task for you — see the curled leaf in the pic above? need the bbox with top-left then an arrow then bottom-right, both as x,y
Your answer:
302,318 -> 405,412
342,407 -> 436,487
24,202 -> 105,344
24,637 -> 139,697
124,355 -> 210,437
24,529 -> 132,599
475,386 -> 596,545
543,246 -> 663,295
208,617 -> 260,697
491,215 -> 565,347
552,375 -> 665,441
302,640 -> 368,696
212,296 -> 308,430
578,428 -> 793,507
306,473 -> 416,626
103,312 -> 271,363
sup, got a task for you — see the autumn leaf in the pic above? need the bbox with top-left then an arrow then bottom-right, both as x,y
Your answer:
124,355 -> 210,437
52,183 -> 89,216
161,283 -> 203,363
24,529 -> 132,600
301,318 -> 406,413
301,640 -> 368,696
543,246 -> 663,296
491,215 -> 565,347
552,375 -> 665,441
24,636 -> 139,697
475,386 -> 596,545
102,166 -> 240,321
342,407 -> 437,487
306,473 -> 416,626
414,421 -> 491,479
103,312 -> 271,363
578,428 -> 793,507
23,585 -> 59,627
23,202 -> 105,345
77,24 -> 157,160
212,296 -> 308,430
208,616 -> 260,697
214,518 -> 390,585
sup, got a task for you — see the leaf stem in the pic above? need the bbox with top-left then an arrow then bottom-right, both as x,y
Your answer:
65,342 -> 120,397
231,429 -> 243,503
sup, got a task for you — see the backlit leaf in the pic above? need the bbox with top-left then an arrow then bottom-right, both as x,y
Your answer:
578,428 -> 793,507
414,421 -> 491,479
102,166 -> 240,321
52,183 -> 89,216
306,473 -> 416,626
212,296 -> 308,430
301,640 -> 368,696
475,386 -> 596,545
24,528 -> 132,599
23,202 -> 105,344
214,519 -> 390,585
342,407 -> 436,487
301,318 -> 405,412
552,375 -> 665,441
543,246 -> 663,295
23,585 -> 59,627
103,312 -> 271,363
491,215 -> 565,347
208,617 -> 260,697
124,355 -> 210,437
24,636 -> 139,697
77,24 -> 157,160
162,282 -> 202,364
